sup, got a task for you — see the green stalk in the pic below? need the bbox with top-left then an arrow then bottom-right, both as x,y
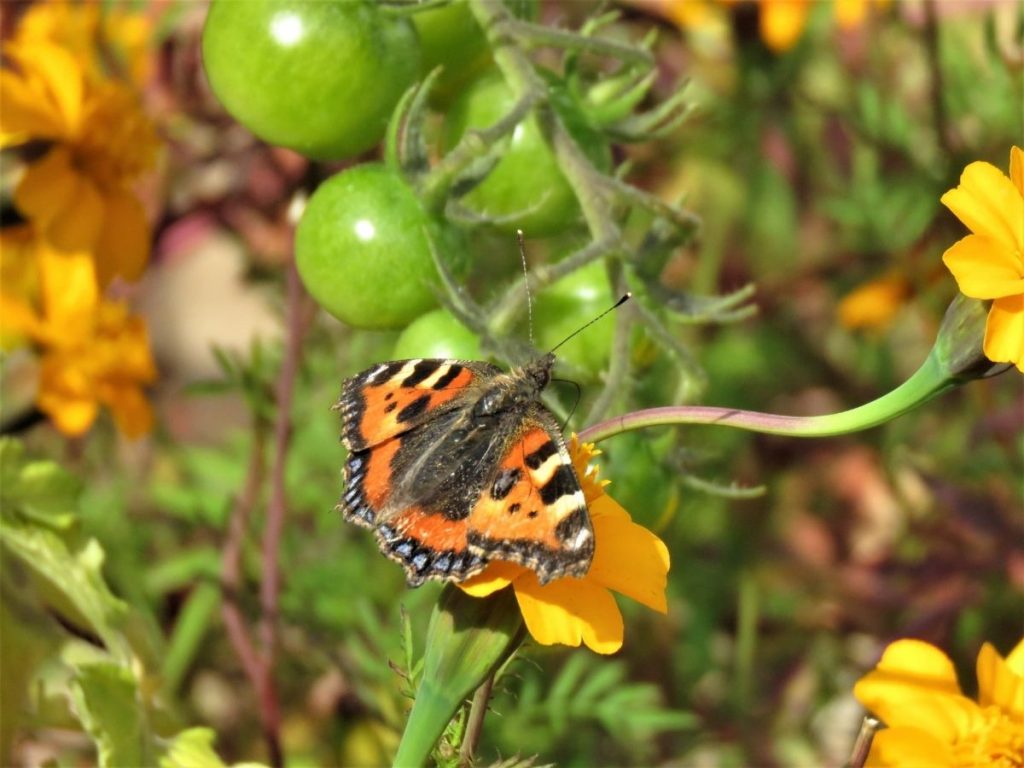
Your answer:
393,587 -> 524,767
580,351 -> 951,442
579,296 -> 1011,444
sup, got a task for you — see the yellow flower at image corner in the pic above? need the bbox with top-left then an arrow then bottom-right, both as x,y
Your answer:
854,637 -> 1024,766
459,438 -> 670,655
0,235 -> 157,439
941,146 -> 1024,373
0,32 -> 158,287
838,270 -> 912,332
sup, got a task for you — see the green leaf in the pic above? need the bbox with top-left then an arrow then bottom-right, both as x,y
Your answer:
0,437 -> 81,531
159,727 -> 227,768
70,662 -> 147,767
0,517 -> 130,660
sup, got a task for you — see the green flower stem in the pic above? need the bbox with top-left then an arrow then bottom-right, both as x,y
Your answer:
579,350 -> 955,443
580,295 -> 1011,443
394,587 -> 524,767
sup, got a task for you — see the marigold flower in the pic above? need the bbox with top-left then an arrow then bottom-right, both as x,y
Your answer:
459,438 -> 670,654
0,24 -> 158,287
854,637 -> 1024,767
941,146 -> 1024,373
0,235 -> 156,438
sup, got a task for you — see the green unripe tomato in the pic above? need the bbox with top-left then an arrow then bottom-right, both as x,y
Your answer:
534,260 -> 614,375
412,1 -> 491,106
443,73 -> 611,236
295,164 -> 467,329
202,0 -> 420,160
393,309 -> 481,360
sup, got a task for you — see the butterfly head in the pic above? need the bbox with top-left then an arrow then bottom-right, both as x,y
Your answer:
524,352 -> 556,392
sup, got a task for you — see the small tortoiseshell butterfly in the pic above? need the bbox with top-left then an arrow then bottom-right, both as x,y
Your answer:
336,353 -> 594,586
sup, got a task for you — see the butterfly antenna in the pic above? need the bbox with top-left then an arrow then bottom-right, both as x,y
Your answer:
549,292 -> 632,354
517,229 -> 534,347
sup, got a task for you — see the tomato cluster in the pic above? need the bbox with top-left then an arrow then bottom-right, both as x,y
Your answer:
202,0 -> 615,374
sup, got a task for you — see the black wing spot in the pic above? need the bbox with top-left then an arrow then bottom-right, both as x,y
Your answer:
402,360 -> 441,387
540,464 -> 577,504
384,402 -> 396,414
527,509 -> 538,518
524,440 -> 558,470
397,394 -> 431,423
385,392 -> 394,401
491,468 -> 521,500
510,502 -> 521,513
432,364 -> 464,390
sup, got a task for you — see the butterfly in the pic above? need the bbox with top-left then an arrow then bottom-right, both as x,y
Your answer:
336,353 -> 594,587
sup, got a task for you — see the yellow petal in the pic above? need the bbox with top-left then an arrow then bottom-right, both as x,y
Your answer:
6,41 -> 84,133
977,640 -> 1024,717
854,639 -> 962,727
13,146 -> 77,227
0,293 -> 46,345
838,272 -> 911,330
102,384 -> 153,439
38,247 -> 97,334
458,561 -> 522,598
47,175 -> 105,254
1006,637 -> 1024,676
760,0 -> 811,52
864,727 -> 955,768
834,0 -> 868,28
37,353 -> 98,436
587,496 -> 670,613
1010,146 -> 1023,197
0,69 -> 64,141
983,294 -> 1024,372
941,160 -> 1024,253
93,188 -> 150,286
941,234 -> 1024,299
512,572 -> 623,654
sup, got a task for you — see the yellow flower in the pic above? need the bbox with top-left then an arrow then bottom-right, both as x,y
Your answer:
0,234 -> 156,438
0,28 -> 158,287
13,0 -> 152,87
941,146 -> 1024,373
838,270 -> 912,331
854,637 -> 1024,766
459,438 -> 670,654
663,0 -> 887,52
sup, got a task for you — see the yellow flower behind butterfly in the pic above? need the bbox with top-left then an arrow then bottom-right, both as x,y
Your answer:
941,146 -> 1024,373
0,231 -> 156,438
0,5 -> 158,287
459,438 -> 669,654
854,637 -> 1024,767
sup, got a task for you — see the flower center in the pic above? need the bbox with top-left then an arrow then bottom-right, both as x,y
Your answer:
73,82 -> 158,188
952,707 -> 1024,768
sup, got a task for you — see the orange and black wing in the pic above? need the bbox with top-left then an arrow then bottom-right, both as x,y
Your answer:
337,359 -> 500,585
338,358 -> 499,452
464,407 -> 594,585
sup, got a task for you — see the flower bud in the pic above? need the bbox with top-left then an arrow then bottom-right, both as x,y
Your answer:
933,294 -> 1013,382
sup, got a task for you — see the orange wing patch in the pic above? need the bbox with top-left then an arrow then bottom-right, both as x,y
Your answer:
340,360 -> 477,451
465,423 -> 593,584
